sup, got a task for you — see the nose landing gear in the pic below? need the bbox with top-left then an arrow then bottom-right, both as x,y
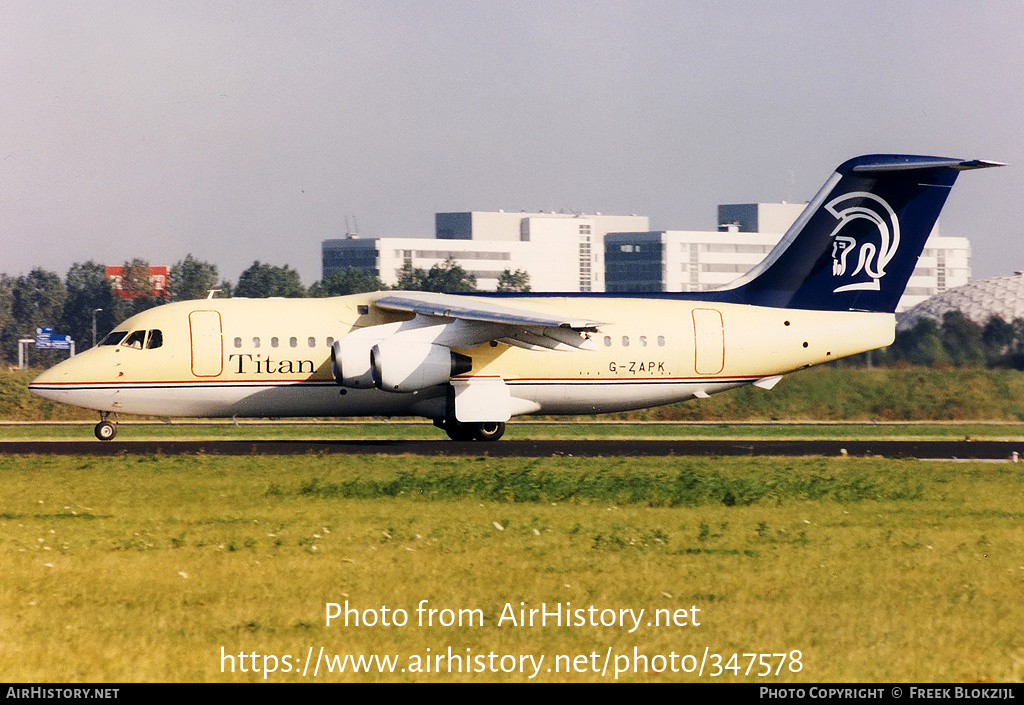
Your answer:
95,413 -> 117,441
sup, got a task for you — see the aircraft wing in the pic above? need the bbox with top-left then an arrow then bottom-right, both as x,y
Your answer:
372,292 -> 603,351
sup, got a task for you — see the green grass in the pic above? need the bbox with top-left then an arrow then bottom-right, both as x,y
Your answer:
3,453 -> 1023,682
296,458 -> 928,506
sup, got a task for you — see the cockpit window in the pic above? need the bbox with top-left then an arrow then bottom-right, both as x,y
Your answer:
122,331 -> 147,349
99,331 -> 128,346
146,329 -> 163,349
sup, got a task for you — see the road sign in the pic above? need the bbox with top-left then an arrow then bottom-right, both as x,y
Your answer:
35,327 -> 73,350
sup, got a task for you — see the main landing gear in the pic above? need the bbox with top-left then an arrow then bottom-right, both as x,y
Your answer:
95,412 -> 117,441
435,419 -> 506,442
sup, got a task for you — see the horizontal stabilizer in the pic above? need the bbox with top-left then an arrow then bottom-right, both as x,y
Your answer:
850,157 -> 1005,173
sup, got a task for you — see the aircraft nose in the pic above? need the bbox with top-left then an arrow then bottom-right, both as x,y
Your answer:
29,358 -> 78,403
29,352 -> 120,413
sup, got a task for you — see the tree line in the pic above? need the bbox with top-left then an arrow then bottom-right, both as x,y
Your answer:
871,311 -> 1024,370
0,256 -> 530,365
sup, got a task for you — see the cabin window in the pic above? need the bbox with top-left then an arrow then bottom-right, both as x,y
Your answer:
233,337 -> 242,348
252,337 -> 261,348
326,337 -> 335,347
639,335 -> 648,347
658,335 -> 666,347
122,331 -> 147,349
99,331 -> 127,346
621,336 -> 630,347
146,330 -> 163,349
271,337 -> 280,348
308,337 -> 316,348
290,337 -> 298,348
603,336 -> 612,347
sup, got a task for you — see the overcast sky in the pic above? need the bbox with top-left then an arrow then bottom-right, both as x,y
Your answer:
2,1 -> 1022,287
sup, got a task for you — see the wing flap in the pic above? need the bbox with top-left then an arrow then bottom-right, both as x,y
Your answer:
497,326 -> 600,352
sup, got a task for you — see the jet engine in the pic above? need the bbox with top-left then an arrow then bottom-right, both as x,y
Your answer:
331,338 -> 376,388
370,340 -> 472,393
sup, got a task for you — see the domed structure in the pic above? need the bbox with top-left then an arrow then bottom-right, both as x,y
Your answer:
897,272 -> 1024,331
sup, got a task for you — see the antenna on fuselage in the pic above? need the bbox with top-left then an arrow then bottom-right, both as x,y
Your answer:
206,289 -> 222,299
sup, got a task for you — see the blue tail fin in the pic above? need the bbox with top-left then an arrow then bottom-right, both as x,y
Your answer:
713,155 -> 1003,312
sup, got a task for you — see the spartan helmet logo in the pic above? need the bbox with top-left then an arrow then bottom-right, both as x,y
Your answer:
826,192 -> 901,293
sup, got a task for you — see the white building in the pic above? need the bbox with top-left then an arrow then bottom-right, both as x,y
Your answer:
323,212 -> 649,292
323,236 -> 525,291
605,203 -> 971,312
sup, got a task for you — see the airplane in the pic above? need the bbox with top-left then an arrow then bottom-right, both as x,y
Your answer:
30,154 -> 1002,442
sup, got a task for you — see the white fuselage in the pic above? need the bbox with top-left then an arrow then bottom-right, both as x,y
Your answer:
30,293 -> 895,420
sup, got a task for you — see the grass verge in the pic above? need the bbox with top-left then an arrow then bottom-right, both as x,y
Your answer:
2,453 -> 1023,682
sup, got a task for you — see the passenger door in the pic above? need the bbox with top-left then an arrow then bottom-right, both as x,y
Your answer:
189,310 -> 223,377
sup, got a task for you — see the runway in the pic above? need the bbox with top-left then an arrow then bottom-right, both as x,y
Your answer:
1,438 -> 1021,460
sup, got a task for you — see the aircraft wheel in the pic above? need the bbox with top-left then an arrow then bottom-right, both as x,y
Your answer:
95,420 -> 117,441
444,421 -> 476,442
473,421 -> 505,442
